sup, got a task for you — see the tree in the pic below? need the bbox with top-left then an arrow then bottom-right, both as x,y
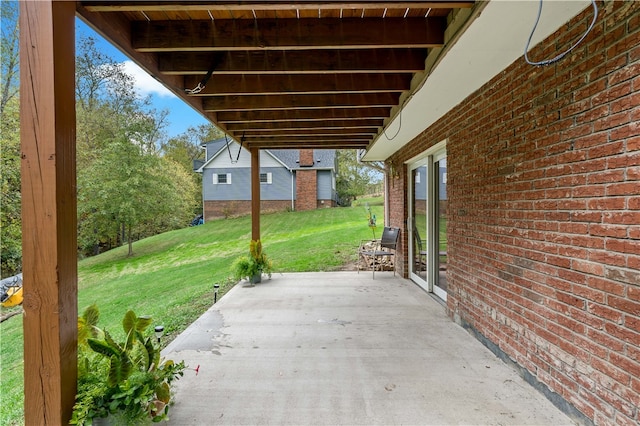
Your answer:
1,3 -> 21,277
142,158 -> 198,234
1,96 -> 21,277
1,1 -> 19,116
161,134 -> 204,171
79,134 -> 196,257
161,124 -> 223,215
161,123 -> 223,168
336,149 -> 384,206
74,35 -> 200,257
75,36 -> 167,169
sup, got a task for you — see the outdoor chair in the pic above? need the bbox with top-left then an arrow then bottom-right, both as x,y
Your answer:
357,226 -> 400,279
413,225 -> 428,272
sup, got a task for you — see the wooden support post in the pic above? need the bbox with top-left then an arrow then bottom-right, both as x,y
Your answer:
251,147 -> 261,241
20,1 -> 77,424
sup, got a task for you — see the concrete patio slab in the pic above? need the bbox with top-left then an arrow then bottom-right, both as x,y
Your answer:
163,272 -> 575,425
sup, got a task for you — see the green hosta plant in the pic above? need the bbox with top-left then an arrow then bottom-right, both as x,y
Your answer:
71,304 -> 185,425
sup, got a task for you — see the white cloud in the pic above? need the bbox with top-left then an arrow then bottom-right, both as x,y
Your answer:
121,60 -> 176,99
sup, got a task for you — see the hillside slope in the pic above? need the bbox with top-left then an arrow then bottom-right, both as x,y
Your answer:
0,204 -> 383,425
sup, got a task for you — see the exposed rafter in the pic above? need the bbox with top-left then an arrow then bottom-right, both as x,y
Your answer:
77,0 -> 475,151
215,108 -> 391,123
158,50 -> 429,75
203,93 -> 400,111
132,18 -> 446,52
183,74 -> 411,96
243,136 -> 371,149
225,119 -> 383,131
240,128 -> 378,136
84,1 -> 474,12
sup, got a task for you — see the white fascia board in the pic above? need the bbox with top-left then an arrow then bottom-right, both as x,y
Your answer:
264,150 -> 292,171
363,0 -> 590,161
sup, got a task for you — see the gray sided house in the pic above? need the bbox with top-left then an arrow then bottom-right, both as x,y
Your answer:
195,138 -> 337,220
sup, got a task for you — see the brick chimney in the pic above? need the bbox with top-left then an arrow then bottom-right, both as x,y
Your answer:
299,149 -> 314,167
296,149 -> 317,211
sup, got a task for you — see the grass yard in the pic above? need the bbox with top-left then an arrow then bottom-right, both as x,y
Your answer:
352,194 -> 384,207
0,204 -> 382,425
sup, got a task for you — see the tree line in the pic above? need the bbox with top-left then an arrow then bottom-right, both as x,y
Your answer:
0,4 -> 381,278
1,4 -> 221,276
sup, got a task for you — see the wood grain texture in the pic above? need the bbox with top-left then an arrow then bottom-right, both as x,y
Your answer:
20,1 -> 78,424
184,73 -> 410,96
216,107 -> 390,123
84,1 -> 474,12
132,18 -> 446,52
158,50 -> 428,75
203,93 -> 399,111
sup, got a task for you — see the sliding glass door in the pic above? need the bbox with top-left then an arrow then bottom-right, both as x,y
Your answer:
408,144 -> 447,301
433,153 -> 447,300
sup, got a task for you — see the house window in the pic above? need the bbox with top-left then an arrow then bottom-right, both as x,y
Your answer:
260,172 -> 272,184
213,173 -> 231,184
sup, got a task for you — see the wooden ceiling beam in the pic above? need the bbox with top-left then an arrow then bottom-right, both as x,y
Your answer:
203,92 -> 399,111
241,135 -> 372,149
85,2 -> 473,12
159,49 -> 428,75
225,119 -> 382,131
242,134 -> 371,142
240,128 -> 378,136
132,18 -> 446,52
217,107 -> 390,122
184,74 -> 410,96
247,140 -> 369,149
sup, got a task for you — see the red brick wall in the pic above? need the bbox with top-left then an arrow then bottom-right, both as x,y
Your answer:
204,197 -> 334,219
204,200 -> 291,220
388,2 -> 640,424
387,169 -> 407,276
296,169 -> 317,211
316,199 -> 336,209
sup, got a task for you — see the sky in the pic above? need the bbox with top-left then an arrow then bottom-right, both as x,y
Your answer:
76,19 -> 211,139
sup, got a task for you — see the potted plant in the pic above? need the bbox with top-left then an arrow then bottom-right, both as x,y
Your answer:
232,239 -> 273,284
71,304 -> 185,425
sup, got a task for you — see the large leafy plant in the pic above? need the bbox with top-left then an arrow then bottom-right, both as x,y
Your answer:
71,304 -> 185,425
232,239 -> 273,282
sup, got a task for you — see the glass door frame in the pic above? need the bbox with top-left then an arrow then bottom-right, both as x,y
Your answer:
407,141 -> 447,301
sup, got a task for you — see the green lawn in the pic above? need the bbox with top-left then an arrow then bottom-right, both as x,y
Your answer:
351,194 -> 384,207
0,205 -> 381,425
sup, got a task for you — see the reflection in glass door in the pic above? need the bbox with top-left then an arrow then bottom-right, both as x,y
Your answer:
411,166 -> 428,287
408,145 -> 447,301
433,155 -> 447,300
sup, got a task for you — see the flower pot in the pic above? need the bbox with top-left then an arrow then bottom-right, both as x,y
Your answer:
250,272 -> 262,284
92,414 -> 113,426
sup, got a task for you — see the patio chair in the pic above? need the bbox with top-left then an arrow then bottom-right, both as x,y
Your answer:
413,225 -> 427,272
357,226 -> 400,279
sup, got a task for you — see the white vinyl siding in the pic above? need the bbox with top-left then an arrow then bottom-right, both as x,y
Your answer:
204,142 -> 285,169
213,173 -> 231,184
260,172 -> 272,184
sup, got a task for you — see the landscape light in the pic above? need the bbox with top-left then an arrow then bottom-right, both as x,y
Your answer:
154,325 -> 164,344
